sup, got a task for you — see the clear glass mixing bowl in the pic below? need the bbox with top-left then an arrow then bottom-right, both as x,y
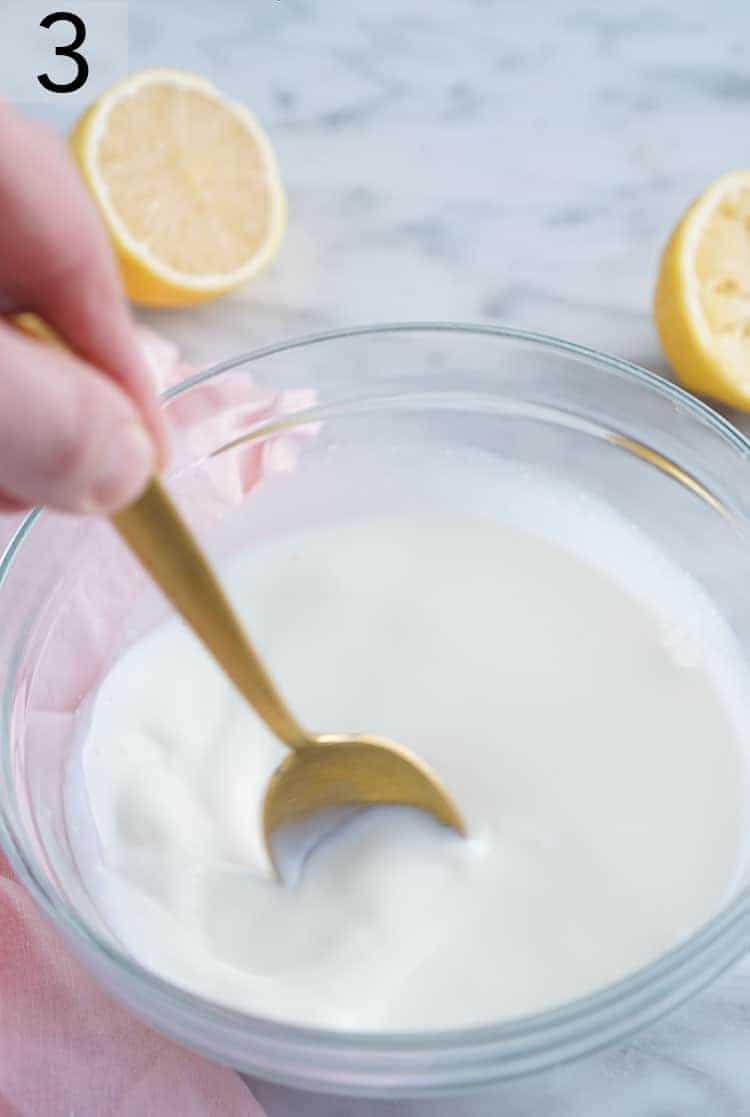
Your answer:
2,323 -> 750,1099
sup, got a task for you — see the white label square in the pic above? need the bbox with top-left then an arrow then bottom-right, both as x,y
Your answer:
0,2 -> 129,106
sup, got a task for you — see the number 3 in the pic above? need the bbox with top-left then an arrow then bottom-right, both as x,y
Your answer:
37,11 -> 89,94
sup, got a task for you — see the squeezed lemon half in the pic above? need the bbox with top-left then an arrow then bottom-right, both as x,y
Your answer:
70,68 -> 286,308
655,171 -> 750,410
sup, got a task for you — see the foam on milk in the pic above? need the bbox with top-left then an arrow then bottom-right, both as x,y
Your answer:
67,468 -> 750,1030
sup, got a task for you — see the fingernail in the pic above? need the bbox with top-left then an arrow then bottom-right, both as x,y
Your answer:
86,424 -> 155,512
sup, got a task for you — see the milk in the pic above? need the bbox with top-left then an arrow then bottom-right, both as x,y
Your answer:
69,481 -> 750,1031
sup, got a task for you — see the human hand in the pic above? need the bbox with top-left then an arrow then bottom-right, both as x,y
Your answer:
0,102 -> 168,515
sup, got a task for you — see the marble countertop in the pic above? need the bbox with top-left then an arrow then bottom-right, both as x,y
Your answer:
31,0 -> 750,1111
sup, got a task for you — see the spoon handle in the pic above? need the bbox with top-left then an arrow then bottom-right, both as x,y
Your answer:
9,313 -> 309,751
113,479 -> 311,751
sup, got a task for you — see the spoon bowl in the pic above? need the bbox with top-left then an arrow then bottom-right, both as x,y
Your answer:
263,732 -> 466,874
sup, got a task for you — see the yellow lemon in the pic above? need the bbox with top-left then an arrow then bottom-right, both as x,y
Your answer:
70,68 -> 286,308
655,171 -> 750,410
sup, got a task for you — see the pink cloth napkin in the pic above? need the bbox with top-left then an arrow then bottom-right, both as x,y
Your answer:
0,327 -> 319,1116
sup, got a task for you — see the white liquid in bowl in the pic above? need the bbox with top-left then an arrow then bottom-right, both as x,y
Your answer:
69,478 -> 750,1031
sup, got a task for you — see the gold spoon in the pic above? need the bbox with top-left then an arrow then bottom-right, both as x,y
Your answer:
12,314 -> 466,875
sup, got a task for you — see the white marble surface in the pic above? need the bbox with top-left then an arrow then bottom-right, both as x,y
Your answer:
29,0 -> 750,1111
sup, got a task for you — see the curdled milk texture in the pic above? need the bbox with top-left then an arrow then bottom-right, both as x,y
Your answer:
71,487 -> 750,1031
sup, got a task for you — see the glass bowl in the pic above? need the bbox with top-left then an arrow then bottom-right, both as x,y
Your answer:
2,323 -> 750,1100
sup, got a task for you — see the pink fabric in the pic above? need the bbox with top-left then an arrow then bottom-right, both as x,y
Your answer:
0,853 -> 265,1116
0,326 -> 319,1116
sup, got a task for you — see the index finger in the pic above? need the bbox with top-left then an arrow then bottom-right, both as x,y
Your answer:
0,101 -> 167,463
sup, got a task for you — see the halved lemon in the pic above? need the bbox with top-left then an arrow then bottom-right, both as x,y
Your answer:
654,170 -> 750,410
70,68 -> 286,308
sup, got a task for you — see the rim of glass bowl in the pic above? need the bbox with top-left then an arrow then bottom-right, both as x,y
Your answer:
2,321 -> 750,1096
